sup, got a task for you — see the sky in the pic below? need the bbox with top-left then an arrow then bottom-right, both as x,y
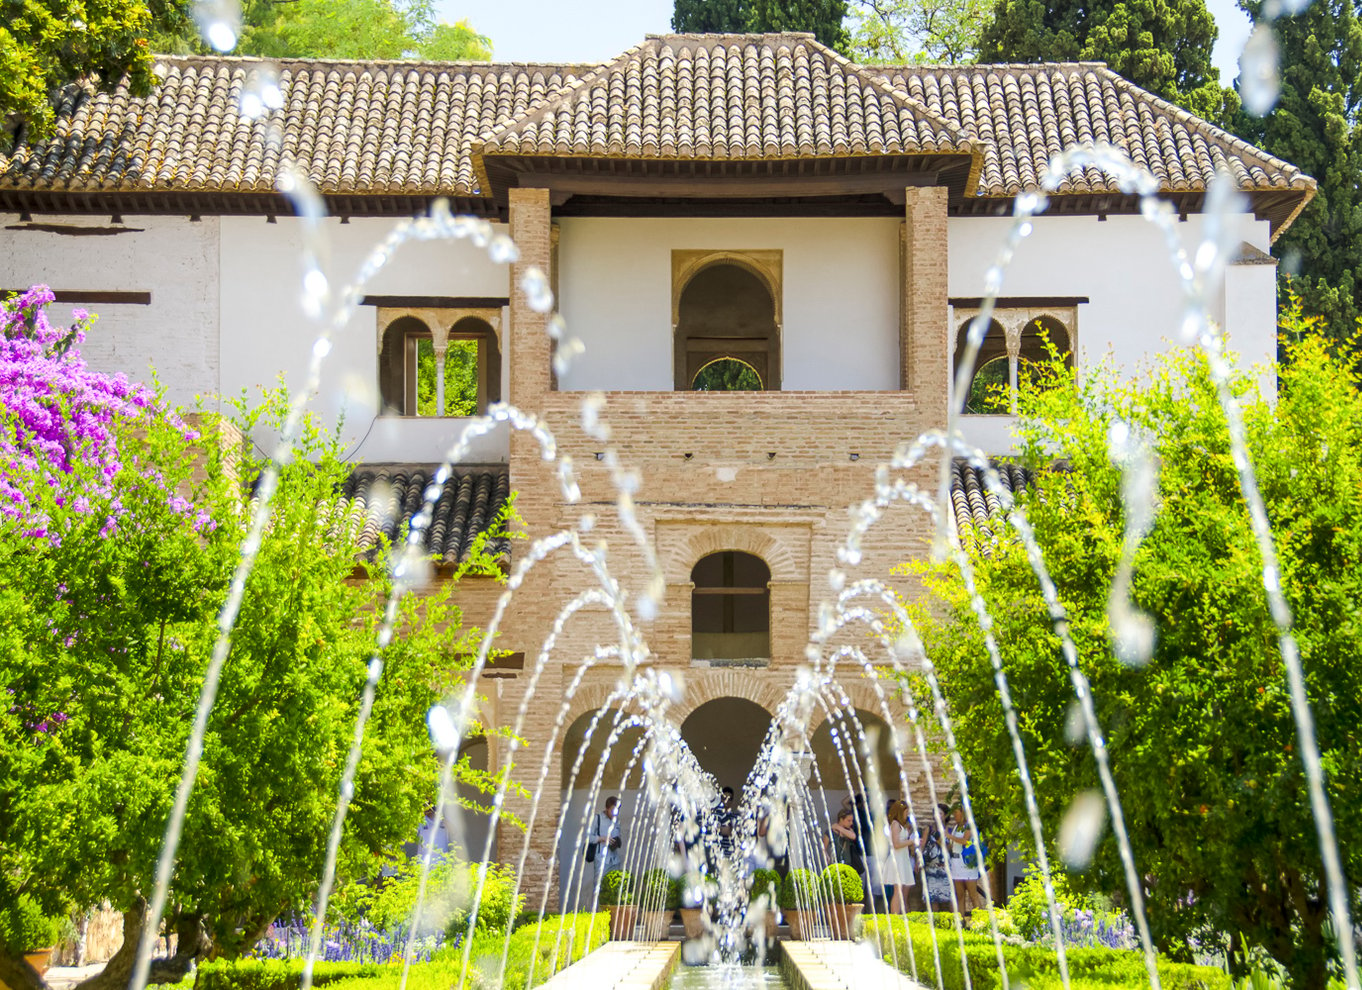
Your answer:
438,0 -> 1255,82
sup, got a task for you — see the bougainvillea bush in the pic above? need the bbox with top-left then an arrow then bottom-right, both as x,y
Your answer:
0,289 -> 510,990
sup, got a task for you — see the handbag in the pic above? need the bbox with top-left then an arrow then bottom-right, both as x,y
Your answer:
585,814 -> 598,863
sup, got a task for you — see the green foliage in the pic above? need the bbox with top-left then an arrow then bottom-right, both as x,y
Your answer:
1008,863 -> 1090,940
966,355 -> 1010,414
748,868 -> 781,904
0,382 -> 510,962
778,868 -> 821,910
1229,2 -> 1362,341
863,915 -> 1232,989
671,0 -> 851,53
460,913 -> 608,990
0,895 -> 61,953
414,338 -> 478,416
337,855 -> 522,937
821,863 -> 864,904
0,0 -> 178,148
665,876 -> 684,911
906,319 -> 1362,985
849,0 -> 990,63
156,0 -> 491,60
691,357 -> 763,391
597,871 -> 634,907
977,0 -> 1234,120
196,959 -> 385,990
637,869 -> 671,910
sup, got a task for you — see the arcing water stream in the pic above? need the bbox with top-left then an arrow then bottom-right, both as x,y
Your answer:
125,8 -> 1361,990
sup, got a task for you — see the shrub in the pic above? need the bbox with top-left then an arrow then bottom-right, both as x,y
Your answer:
637,869 -> 670,910
778,869 -> 820,911
598,870 -> 634,907
665,876 -> 683,911
861,915 -> 1231,990
749,868 -> 781,904
1008,862 -> 1090,940
821,863 -> 864,904
0,895 -> 62,953
197,959 -> 386,990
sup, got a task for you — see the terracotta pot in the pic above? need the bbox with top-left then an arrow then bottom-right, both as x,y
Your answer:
639,910 -> 670,941
23,948 -> 55,977
607,904 -> 639,940
828,902 -> 864,940
765,911 -> 780,941
785,908 -> 806,940
680,907 -> 708,939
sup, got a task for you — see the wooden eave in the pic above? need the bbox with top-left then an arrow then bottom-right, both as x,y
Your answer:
0,188 -> 498,220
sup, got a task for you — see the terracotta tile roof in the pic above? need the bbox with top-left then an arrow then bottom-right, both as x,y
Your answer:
475,34 -> 972,166
950,459 -> 1034,537
2,58 -> 590,197
874,63 -> 1313,199
0,36 -> 1310,214
330,465 -> 510,562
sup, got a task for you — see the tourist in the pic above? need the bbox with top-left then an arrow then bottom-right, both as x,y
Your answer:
823,806 -> 857,867
943,804 -> 978,915
715,786 -> 738,859
885,800 -> 919,914
590,795 -> 623,887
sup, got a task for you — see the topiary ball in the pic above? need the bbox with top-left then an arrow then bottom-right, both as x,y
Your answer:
821,863 -> 864,904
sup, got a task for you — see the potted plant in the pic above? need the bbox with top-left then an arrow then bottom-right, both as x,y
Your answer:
637,869 -> 672,941
747,868 -> 782,944
678,875 -> 712,940
778,869 -> 822,940
821,863 -> 864,939
1,895 -> 63,976
599,870 -> 637,939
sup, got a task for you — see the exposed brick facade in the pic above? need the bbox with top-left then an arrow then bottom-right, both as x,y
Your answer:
461,188 -> 952,906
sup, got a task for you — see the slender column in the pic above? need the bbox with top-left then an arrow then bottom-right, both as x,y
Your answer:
901,187 -> 950,421
434,345 -> 447,416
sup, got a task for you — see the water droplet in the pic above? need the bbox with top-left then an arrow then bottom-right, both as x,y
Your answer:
1064,701 -> 1086,744
312,338 -> 332,358
203,17 -> 239,52
488,233 -> 520,264
1059,790 -> 1108,869
427,704 -> 458,751
1112,612 -> 1155,665
827,568 -> 846,591
521,267 -> 554,313
1018,221 -> 1034,238
239,65 -> 283,119
1240,25 -> 1281,117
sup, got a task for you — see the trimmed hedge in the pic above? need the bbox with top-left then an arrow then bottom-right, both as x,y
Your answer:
197,959 -> 387,990
863,915 -> 1231,990
598,870 -> 634,907
749,869 -> 781,904
778,869 -> 821,911
822,863 -> 864,904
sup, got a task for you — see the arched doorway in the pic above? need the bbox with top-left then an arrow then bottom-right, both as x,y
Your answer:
447,737 -> 495,860
674,262 -> 780,390
557,707 -> 649,907
679,696 -> 774,793
807,707 -> 907,815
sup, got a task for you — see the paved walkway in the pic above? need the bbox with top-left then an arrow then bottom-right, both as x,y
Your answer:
537,941 -> 680,990
780,941 -> 929,990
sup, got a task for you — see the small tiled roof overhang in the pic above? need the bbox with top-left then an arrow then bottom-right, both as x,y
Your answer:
950,458 -> 1035,536
333,465 -> 510,564
0,34 -> 1313,234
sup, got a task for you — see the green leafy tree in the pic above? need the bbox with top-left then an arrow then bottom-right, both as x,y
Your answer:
1230,1 -> 1362,343
0,0 -> 188,149
0,295 -> 510,990
157,0 -> 491,60
908,305 -> 1362,985
849,0 -> 990,64
977,0 -> 1234,120
672,0 -> 851,53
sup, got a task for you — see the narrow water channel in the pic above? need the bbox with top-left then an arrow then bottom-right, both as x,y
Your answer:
666,963 -> 791,989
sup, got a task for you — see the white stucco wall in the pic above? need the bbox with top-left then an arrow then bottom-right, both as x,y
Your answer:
0,214 -> 221,408
219,215 -> 512,464
557,217 -> 902,391
950,211 -> 1278,454
948,212 -> 1277,375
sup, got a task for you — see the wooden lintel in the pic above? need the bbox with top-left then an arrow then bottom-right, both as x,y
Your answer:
518,171 -> 939,200
360,295 -> 510,309
2,289 -> 151,305
950,295 -> 1090,308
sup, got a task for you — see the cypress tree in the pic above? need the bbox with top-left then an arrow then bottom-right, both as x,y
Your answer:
978,0 -> 1231,119
1232,0 -> 1362,340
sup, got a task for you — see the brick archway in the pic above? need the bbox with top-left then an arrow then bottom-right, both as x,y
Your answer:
663,523 -> 801,584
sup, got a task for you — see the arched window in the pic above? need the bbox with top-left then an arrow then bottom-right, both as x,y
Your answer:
674,262 -> 780,391
954,317 -> 1010,414
1017,316 -> 1071,391
691,551 -> 770,661
378,313 -> 501,416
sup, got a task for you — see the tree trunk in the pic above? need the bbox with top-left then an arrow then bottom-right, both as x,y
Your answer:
0,953 -> 47,990
74,903 -> 209,990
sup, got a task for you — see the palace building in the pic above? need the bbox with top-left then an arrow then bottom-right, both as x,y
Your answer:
0,32 -> 1311,903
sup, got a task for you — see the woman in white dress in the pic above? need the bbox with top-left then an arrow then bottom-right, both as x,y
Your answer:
944,804 -> 978,916
885,800 -> 919,914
